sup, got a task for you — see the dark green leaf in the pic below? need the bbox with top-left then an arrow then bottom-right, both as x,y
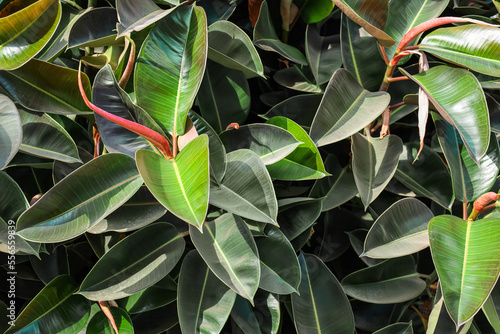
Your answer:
78,222 -> 185,300
0,94 -> 21,169
292,253 -> 355,333
178,250 -> 237,333
190,213 -> 260,303
17,153 -> 143,243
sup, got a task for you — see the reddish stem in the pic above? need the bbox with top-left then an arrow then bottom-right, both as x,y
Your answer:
118,37 -> 135,89
387,76 -> 410,83
389,102 -> 405,110
93,126 -> 100,158
78,63 -> 173,159
379,43 -> 389,65
98,301 -> 119,334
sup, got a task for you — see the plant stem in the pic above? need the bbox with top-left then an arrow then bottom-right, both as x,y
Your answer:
78,63 -> 173,159
118,36 -> 136,89
463,202 -> 468,220
379,43 -> 389,65
172,134 -> 178,157
31,168 -> 42,193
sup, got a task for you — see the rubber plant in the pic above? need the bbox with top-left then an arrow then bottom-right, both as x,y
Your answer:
1,0 -> 500,333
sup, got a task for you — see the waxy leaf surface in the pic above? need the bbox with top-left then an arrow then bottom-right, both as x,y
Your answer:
220,124 -> 301,165
401,66 -> 489,163
178,250 -> 236,333
136,135 -> 209,229
17,153 -> 143,243
0,59 -> 92,115
341,255 -> 426,303
363,198 -> 433,258
292,253 -> 355,333
266,116 -> 327,180
4,275 -> 90,334
429,215 -> 500,327
420,24 -> 500,77
190,213 -> 260,303
332,0 -> 394,46
135,5 -> 207,136
18,109 -> 80,163
395,141 -> 454,209
433,113 -> 500,203
79,222 -> 185,300
310,69 -> 390,146
0,94 -> 21,169
209,149 -> 278,225
0,0 -> 61,70
352,133 -> 403,209
208,20 -> 264,78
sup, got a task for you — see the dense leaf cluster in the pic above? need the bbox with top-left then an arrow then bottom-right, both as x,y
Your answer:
0,0 -> 500,333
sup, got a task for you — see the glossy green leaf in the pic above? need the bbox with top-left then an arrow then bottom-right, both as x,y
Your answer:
197,60 -> 250,133
400,66 -> 489,163
135,4 -> 207,136
305,24 -> 341,85
220,124 -> 301,165
309,154 -> 358,210
373,322 -> 413,334
0,171 -> 39,255
207,20 -> 264,78
68,8 -> 122,48
420,24 -> 500,77
209,149 -> 278,225
116,0 -> 177,37
265,116 -> 327,180
0,94 -> 21,169
30,246 -> 70,284
433,112 -> 500,203
482,294 -> 500,334
188,110 -> 226,182
93,64 -> 167,158
262,94 -> 322,128
37,3 -> 81,62
136,135 -> 209,229
4,275 -> 90,334
178,250 -> 237,334
87,186 -> 166,234
190,213 -> 260,303
273,65 -> 322,93
119,275 -> 177,314
231,291 -> 281,334
341,255 -> 426,303
429,215 -> 500,327
332,0 -> 394,46
363,198 -> 434,259
17,153 -> 143,243
0,0 -> 61,70
309,69 -> 391,146
256,225 -> 301,294
384,0 -> 448,59
0,59 -> 92,115
292,253 -> 355,333
253,1 -> 308,65
426,295 -> 473,334
199,0 -> 236,25
230,296 -> 263,334
18,109 -> 80,163
79,222 -> 184,300
278,197 -> 322,240
341,14 -> 386,91
395,141 -> 454,210
297,0 -> 335,23
352,133 -> 403,209
86,307 -> 134,334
